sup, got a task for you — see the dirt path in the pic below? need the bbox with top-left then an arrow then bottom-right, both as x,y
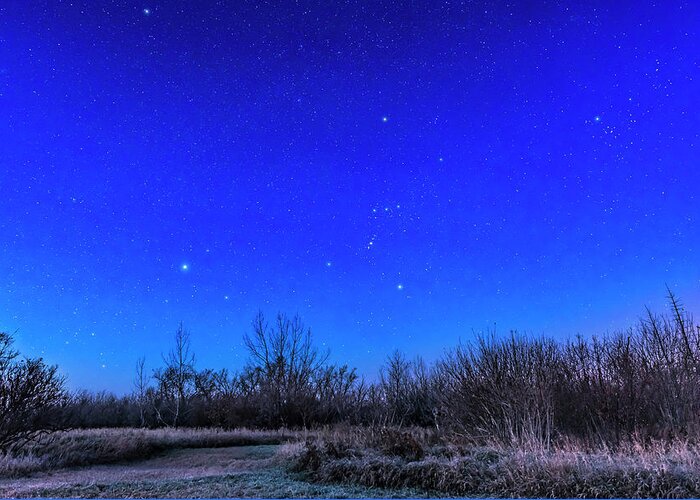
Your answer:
0,445 -> 422,498
0,445 -> 278,497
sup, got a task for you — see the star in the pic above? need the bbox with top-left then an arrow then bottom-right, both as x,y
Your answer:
382,116 -> 388,123
180,263 -> 189,272
325,261 -> 332,267
593,115 -> 601,122
397,283 -> 404,290
143,8 -> 151,15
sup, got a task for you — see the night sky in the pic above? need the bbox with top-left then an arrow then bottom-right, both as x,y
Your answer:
1,1 -> 698,393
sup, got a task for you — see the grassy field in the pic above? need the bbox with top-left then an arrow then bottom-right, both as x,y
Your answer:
4,426 -> 700,498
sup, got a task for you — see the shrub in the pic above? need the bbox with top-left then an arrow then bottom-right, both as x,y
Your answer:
0,332 -> 67,452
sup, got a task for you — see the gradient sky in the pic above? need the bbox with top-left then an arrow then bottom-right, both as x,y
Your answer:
1,0 -> 698,393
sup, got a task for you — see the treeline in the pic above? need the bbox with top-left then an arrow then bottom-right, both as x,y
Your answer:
3,291 -> 700,452
68,312 -> 366,430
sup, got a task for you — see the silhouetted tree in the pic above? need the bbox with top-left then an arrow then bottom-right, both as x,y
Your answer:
243,312 -> 329,427
153,323 -> 196,427
0,331 -> 67,452
312,363 -> 358,424
133,356 -> 149,427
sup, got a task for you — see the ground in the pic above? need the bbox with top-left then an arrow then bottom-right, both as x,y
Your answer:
0,444 -> 423,498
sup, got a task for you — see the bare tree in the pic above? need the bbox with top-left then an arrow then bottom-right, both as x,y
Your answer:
379,352 -> 439,428
312,363 -> 358,424
133,356 -> 149,427
0,332 -> 67,452
243,312 -> 328,427
153,323 -> 196,427
380,351 -> 413,426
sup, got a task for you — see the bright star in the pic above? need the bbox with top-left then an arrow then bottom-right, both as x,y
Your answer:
594,115 -> 601,122
382,116 -> 388,123
397,284 -> 404,290
325,261 -> 332,267
180,264 -> 189,271
143,8 -> 151,15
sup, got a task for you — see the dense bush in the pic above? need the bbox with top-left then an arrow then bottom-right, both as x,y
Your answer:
290,432 -> 700,498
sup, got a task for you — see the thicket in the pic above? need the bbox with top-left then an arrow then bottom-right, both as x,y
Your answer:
46,291 -> 700,448
287,429 -> 700,498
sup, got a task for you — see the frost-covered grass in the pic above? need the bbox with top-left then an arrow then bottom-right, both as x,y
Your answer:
6,426 -> 700,497
4,468 -> 424,498
0,427 -> 301,478
288,427 -> 700,498
0,432 -> 422,498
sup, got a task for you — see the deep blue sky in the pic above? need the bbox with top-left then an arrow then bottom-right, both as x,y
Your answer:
1,1 -> 698,393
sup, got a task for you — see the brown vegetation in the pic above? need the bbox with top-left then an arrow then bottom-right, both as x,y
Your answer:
289,427 -> 700,498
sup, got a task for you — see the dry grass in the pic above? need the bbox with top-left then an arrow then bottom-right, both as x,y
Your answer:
0,440 -> 423,498
7,426 -> 700,497
289,428 -> 700,498
3,470 -> 425,498
0,427 -> 303,478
